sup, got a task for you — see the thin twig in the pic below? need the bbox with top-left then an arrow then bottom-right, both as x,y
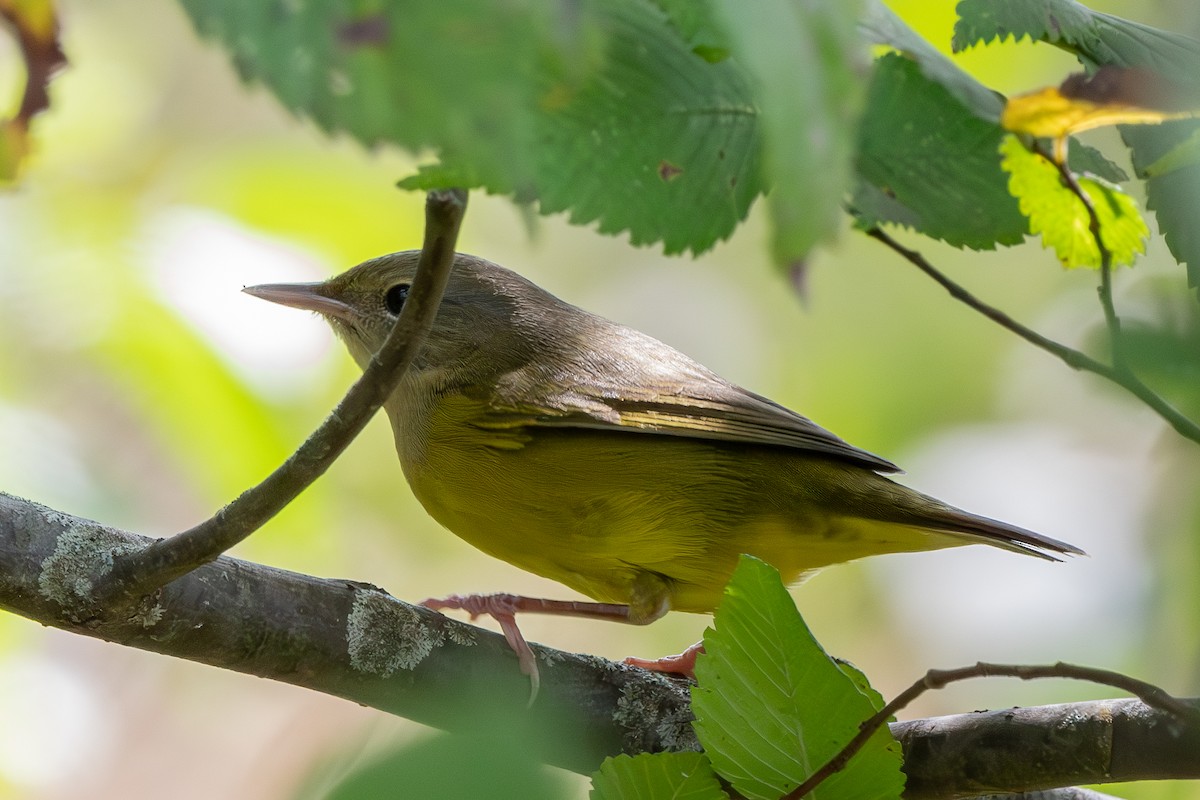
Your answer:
787,661 -> 1198,799
1038,142 -> 1125,370
97,189 -> 468,604
866,227 -> 1200,446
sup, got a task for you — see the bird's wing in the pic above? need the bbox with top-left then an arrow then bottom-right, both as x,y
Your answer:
469,338 -> 900,473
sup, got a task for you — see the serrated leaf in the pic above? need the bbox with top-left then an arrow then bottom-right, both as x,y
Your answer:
1000,135 -> 1148,269
859,1 -> 1002,123
954,0 -> 1200,283
853,53 -> 1027,249
954,0 -> 1200,83
712,0 -> 864,266
533,1 -> 763,255
590,753 -> 727,800
1067,141 -> 1128,184
180,0 -> 764,257
691,556 -> 904,800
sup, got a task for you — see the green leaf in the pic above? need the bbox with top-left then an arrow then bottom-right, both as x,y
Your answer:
590,753 -> 727,800
527,0 -> 763,255
1143,126 -> 1200,178
712,0 -> 865,266
853,53 -> 1027,249
180,0 -> 764,256
1126,122 -> 1200,288
691,556 -> 905,800
649,0 -> 730,61
859,1 -> 1002,123
1000,135 -> 1148,269
953,0 -> 1200,82
317,730 -> 564,800
955,0 -> 1199,280
1066,141 -> 1128,184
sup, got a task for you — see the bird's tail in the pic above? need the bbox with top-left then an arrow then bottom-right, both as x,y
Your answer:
858,475 -> 1085,561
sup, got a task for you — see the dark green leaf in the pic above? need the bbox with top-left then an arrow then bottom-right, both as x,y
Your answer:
953,0 -> 1200,82
860,1 -> 1002,122
713,0 -> 865,265
180,0 -> 764,256
1126,121 -> 1200,289
1067,141 -> 1129,183
853,53 -> 1028,249
691,556 -> 904,800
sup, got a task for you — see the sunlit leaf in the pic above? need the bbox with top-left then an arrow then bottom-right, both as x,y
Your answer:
1000,135 -> 1148,269
691,556 -> 904,800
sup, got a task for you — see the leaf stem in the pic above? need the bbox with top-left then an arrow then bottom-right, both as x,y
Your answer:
1038,142 -> 1126,370
865,226 -> 1200,447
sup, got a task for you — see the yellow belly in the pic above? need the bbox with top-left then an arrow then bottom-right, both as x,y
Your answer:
391,394 -> 959,618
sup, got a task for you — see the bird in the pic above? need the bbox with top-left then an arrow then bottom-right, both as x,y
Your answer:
245,250 -> 1083,694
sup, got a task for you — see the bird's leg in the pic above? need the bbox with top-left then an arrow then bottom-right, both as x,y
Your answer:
423,574 -> 674,701
624,642 -> 705,678
421,593 -> 634,704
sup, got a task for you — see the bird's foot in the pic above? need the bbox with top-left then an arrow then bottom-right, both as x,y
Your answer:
624,641 -> 704,679
422,593 -> 542,705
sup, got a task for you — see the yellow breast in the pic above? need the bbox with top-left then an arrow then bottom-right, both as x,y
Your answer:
386,392 -> 958,618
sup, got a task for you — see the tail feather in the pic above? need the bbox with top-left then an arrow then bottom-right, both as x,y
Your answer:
861,475 -> 1086,561
917,508 -> 1085,561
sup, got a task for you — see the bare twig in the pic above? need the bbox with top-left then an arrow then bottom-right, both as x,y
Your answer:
97,189 -> 468,605
866,227 -> 1200,446
788,662 -> 1198,799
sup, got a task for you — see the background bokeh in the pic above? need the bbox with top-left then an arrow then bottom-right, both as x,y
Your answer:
1,1 -> 1198,798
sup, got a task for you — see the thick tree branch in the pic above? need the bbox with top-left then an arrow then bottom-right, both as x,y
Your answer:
97,189 -> 467,604
2,493 -> 1197,796
793,662 -> 1199,798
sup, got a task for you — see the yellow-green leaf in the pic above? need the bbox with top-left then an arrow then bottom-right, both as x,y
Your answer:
1000,135 -> 1148,269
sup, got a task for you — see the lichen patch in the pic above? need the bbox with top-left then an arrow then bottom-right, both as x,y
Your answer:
346,589 -> 444,676
38,524 -> 139,609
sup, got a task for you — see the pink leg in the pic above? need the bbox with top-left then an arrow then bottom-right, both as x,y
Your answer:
422,592 -> 633,703
624,641 -> 704,679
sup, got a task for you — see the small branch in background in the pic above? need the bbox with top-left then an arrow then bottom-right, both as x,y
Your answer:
97,188 -> 468,605
789,662 -> 1199,799
866,226 -> 1200,446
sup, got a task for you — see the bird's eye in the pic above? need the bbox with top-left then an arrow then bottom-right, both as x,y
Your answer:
384,283 -> 410,315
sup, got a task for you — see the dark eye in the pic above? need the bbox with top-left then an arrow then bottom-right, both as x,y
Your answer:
384,283 -> 410,315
